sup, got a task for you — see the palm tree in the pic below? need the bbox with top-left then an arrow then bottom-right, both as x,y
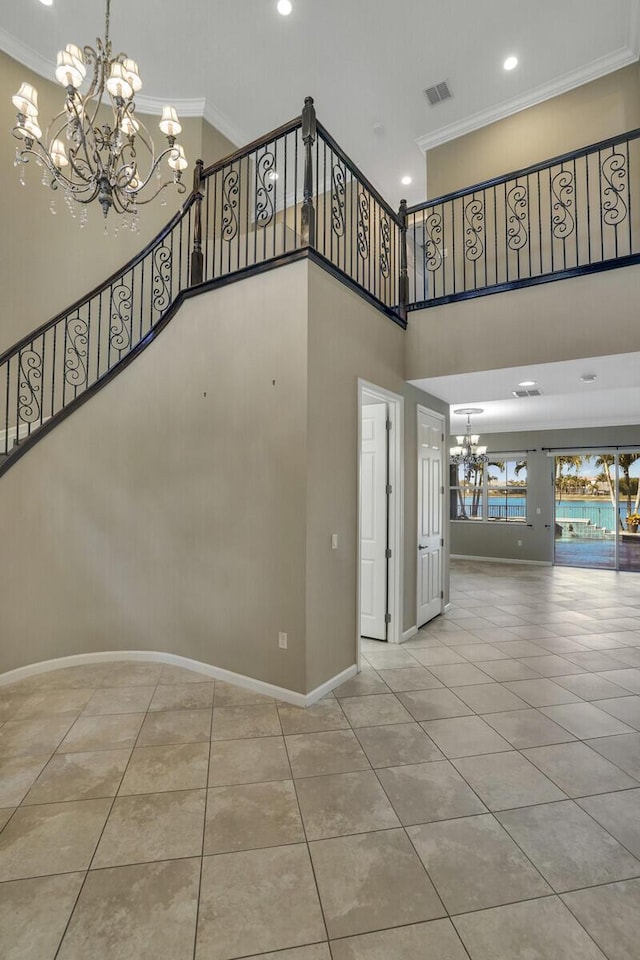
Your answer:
619,453 -> 640,523
595,455 -> 622,530
555,455 -> 584,504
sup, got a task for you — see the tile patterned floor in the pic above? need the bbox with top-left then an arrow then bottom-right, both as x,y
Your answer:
1,560 -> 640,959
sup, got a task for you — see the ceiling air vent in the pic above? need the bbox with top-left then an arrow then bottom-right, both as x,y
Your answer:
424,81 -> 452,106
512,389 -> 542,398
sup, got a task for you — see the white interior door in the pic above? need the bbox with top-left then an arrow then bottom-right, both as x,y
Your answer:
417,407 -> 443,627
360,402 -> 388,640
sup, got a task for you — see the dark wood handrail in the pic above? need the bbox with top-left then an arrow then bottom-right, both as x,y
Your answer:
407,127 -> 640,213
0,195 -> 197,366
201,117 -> 302,180
316,121 -> 402,226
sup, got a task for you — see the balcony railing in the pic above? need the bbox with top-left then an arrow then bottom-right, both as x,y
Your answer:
2,102 -> 639,473
406,128 -> 640,307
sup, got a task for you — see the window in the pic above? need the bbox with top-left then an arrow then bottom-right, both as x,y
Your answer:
450,457 -> 527,522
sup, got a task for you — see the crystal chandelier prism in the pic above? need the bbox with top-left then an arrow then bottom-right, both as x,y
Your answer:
450,407 -> 489,480
11,0 -> 188,221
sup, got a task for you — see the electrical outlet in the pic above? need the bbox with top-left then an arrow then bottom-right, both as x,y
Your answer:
279,632 -> 288,649
517,539 -> 523,547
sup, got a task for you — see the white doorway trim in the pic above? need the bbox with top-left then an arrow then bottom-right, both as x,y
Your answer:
416,404 -> 446,628
357,380 -> 404,663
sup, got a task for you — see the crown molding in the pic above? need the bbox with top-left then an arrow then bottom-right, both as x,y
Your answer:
0,29 -> 244,148
416,44 -> 640,154
0,27 -> 52,80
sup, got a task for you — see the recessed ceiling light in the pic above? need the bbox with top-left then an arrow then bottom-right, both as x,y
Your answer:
518,380 -> 536,387
401,175 -> 412,186
503,56 -> 518,71
39,0 -> 54,6
277,0 -> 292,15
580,374 -> 597,383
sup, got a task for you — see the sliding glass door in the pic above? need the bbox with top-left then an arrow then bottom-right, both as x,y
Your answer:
553,451 -> 640,572
618,454 -> 640,573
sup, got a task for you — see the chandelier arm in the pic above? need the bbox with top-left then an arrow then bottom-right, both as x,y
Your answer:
65,149 -> 99,190
126,179 -> 187,207
123,143 -> 185,195
16,141 -> 100,202
64,97 -> 101,185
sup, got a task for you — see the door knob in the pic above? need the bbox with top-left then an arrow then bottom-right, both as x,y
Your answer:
418,545 -> 429,550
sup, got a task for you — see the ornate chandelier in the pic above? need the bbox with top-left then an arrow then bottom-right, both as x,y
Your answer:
450,408 -> 489,480
10,0 -> 188,223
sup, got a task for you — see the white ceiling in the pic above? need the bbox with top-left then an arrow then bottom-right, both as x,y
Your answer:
412,353 -> 640,435
2,0 -> 640,433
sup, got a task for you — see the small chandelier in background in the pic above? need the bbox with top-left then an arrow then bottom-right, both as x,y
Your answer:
10,0 -> 188,226
450,407 -> 489,480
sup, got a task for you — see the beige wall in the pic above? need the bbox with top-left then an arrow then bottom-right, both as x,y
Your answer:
405,263 -> 640,381
305,263 -> 448,689
427,64 -> 640,198
0,256 -> 447,691
0,263 -> 309,690
0,49 -> 235,353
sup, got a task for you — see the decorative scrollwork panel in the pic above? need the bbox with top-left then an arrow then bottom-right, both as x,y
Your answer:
424,212 -> 443,272
601,150 -> 628,227
506,184 -> 529,251
65,315 -> 89,387
379,215 -> 391,279
18,349 -> 42,424
222,169 -> 240,242
110,280 -> 132,351
152,246 -> 172,314
255,151 -> 276,228
357,191 -> 370,260
331,162 -> 346,238
551,169 -> 575,239
464,198 -> 484,262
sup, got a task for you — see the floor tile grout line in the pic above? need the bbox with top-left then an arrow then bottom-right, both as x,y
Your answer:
191,691 -> 215,960
558,891 -> 633,960
52,669 -> 166,960
282,728 -> 333,946
357,649 -> 640,923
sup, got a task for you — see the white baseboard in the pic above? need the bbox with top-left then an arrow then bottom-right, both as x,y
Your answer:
444,602 -> 452,612
450,554 -> 552,566
0,650 -> 358,707
401,626 -> 418,643
306,664 -> 358,706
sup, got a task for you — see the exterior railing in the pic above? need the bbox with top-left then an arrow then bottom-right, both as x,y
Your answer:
406,128 -> 640,307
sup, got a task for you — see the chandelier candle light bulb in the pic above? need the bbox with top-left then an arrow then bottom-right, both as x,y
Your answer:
10,0 -> 188,219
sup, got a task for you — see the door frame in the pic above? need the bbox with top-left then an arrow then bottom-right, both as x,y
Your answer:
416,404 -> 446,628
357,380 -> 404,662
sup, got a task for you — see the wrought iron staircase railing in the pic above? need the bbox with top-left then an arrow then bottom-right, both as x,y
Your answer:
0,97 -> 403,474
2,99 -> 639,474
406,128 -> 640,307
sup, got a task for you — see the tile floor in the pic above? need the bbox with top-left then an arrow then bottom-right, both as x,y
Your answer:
1,559 -> 640,959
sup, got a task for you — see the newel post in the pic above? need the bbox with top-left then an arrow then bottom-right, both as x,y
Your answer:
190,159 -> 205,286
398,198 -> 409,323
301,96 -> 317,247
